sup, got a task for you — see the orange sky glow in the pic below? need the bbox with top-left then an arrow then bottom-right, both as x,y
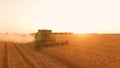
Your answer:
0,0 -> 120,34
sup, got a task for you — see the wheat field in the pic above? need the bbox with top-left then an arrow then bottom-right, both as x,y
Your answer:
0,34 -> 120,68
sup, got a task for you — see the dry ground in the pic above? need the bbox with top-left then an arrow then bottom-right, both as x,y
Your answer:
0,34 -> 120,68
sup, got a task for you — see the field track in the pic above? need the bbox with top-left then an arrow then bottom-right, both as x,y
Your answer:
4,42 -> 8,68
0,42 -> 40,68
14,44 -> 37,68
0,42 -> 7,68
7,42 -> 37,68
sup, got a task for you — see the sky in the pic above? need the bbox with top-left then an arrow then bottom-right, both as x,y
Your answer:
0,0 -> 120,34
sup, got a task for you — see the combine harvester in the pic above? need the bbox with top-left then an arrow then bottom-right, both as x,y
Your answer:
35,29 -> 69,49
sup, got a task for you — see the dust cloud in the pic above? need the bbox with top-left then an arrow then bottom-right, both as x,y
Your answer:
0,33 -> 35,43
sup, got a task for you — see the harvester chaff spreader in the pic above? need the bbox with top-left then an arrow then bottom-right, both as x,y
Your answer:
35,29 -> 68,49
